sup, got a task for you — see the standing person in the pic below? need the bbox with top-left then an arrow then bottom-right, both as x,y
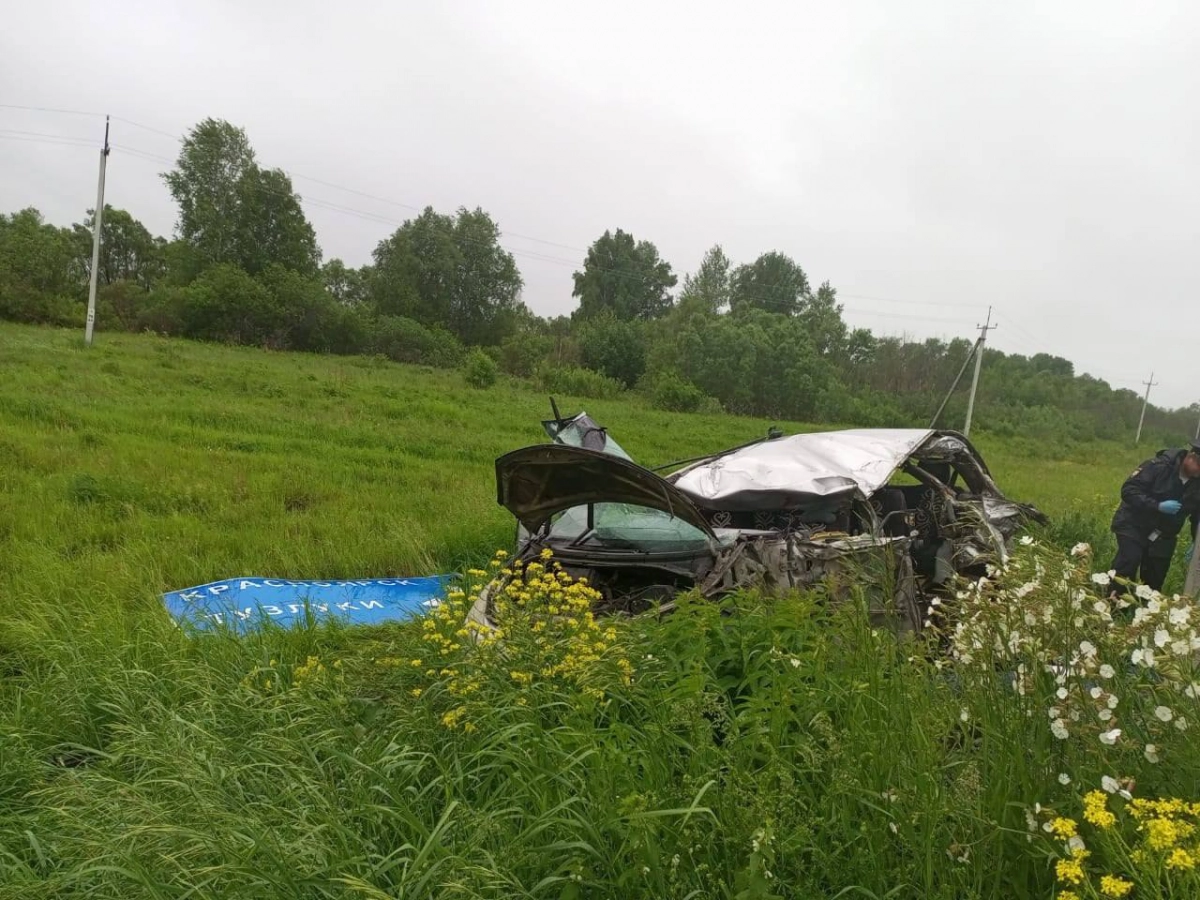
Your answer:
1110,441 -> 1200,593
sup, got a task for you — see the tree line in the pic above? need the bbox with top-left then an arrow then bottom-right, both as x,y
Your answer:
1,116 -> 1194,447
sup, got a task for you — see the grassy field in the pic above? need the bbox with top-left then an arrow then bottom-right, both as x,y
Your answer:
2,322 -> 1198,899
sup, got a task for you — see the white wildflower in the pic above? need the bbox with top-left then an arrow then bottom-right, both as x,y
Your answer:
1020,535 -> 1035,546
1048,707 -> 1061,719
1175,717 -> 1189,731
1147,597 -> 1163,614
1102,775 -> 1120,793
1155,705 -> 1173,722
1056,687 -> 1069,700
1154,628 -> 1171,649
1099,728 -> 1121,745
889,822 -> 898,834
1168,606 -> 1190,626
1145,744 -> 1160,763
789,657 -> 801,668
1136,583 -> 1154,600
1098,708 -> 1113,721
1131,647 -> 1156,668
1090,686 -> 1104,700
1091,572 -> 1111,587
1079,640 -> 1097,658
1172,640 -> 1189,656
1107,694 -> 1119,709
1068,835 -> 1087,853
960,708 -> 969,722
1058,772 -> 1071,785
1071,542 -> 1090,557
1051,718 -> 1070,740
1099,664 -> 1115,679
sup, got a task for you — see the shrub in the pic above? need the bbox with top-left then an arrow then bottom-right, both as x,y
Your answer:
95,280 -> 150,332
0,281 -> 82,327
463,348 -> 498,388
576,312 -> 646,387
497,332 -> 555,378
536,365 -> 624,400
176,264 -> 283,346
370,315 -> 463,368
647,371 -> 713,413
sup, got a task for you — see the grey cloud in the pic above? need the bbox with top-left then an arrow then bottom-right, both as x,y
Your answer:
2,0 -> 1197,407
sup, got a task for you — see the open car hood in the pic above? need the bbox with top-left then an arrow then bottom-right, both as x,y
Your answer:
496,444 -> 716,538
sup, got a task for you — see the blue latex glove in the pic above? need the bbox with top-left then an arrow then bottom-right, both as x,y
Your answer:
1159,500 -> 1182,515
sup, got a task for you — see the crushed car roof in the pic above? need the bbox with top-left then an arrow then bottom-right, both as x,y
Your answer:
668,428 -> 968,509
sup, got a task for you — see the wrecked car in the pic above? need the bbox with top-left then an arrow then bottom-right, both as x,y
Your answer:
468,404 -> 1046,634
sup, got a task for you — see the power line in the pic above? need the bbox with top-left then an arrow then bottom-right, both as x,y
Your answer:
105,114 -> 591,254
0,102 -> 105,119
2,107 -> 1030,327
2,118 -> 1029,333
0,130 -> 98,149
837,291 -> 977,309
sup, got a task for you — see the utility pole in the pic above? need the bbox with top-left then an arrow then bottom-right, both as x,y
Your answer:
930,335 -> 983,429
962,306 -> 996,438
84,116 -> 111,347
1135,371 -> 1158,445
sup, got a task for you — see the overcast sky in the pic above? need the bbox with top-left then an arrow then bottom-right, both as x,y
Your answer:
3,1 -> 1198,410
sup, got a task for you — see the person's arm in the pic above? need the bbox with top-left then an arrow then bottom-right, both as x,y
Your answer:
1120,459 -> 1166,513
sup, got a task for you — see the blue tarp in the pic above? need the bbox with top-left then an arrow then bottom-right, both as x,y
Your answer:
162,575 -> 456,635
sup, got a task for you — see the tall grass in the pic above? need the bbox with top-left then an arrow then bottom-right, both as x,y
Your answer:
1,322 -> 1195,898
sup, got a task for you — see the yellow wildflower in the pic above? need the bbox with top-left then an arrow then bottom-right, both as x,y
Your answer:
1057,893 -> 1080,900
1049,818 -> 1078,839
1056,856 -> 1085,885
1084,791 -> 1117,829
1099,874 -> 1133,898
1166,847 -> 1196,870
441,706 -> 467,729
1145,817 -> 1180,851
410,687 -> 422,698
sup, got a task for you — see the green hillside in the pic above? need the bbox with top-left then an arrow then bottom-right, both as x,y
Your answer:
1,322 -> 1196,900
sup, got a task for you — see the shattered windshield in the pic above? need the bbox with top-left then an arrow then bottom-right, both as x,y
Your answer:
532,410 -> 712,550
548,503 -> 714,551
543,413 -> 632,460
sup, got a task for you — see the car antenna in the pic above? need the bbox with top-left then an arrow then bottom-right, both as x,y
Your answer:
550,396 -> 562,423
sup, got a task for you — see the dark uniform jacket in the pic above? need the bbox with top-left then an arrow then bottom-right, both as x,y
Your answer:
1111,448 -> 1200,557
